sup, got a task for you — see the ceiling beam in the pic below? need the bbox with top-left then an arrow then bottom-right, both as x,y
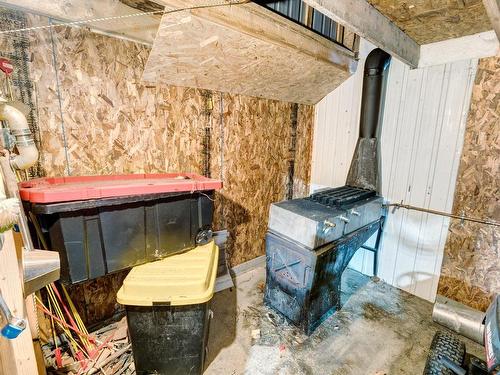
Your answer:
302,0 -> 420,67
419,31 -> 499,68
0,0 -> 161,45
482,0 -> 500,40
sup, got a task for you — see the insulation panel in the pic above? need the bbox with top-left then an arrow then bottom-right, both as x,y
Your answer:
311,40 -> 477,302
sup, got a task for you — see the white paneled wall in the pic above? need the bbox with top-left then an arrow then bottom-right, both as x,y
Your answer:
311,42 -> 477,302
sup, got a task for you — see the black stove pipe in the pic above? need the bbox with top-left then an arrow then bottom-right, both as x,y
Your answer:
359,49 -> 391,138
346,48 -> 391,193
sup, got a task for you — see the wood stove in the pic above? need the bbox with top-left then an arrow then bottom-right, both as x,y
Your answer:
264,48 -> 391,334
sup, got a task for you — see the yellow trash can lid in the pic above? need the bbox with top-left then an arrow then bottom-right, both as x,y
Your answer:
117,241 -> 219,306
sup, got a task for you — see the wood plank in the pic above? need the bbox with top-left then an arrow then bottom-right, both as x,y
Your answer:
302,0 -> 420,67
482,0 -> 500,40
373,50 -> 405,282
419,31 -> 499,68
0,156 -> 38,375
367,0 -> 491,45
158,0 -> 357,68
414,60 -> 476,301
437,56 -> 496,312
144,1 -> 357,104
0,231 -> 38,375
25,295 -> 47,375
388,66 -> 425,293
0,0 -> 160,45
0,164 -> 38,374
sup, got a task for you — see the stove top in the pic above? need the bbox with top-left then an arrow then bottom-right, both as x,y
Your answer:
309,186 -> 376,208
268,185 -> 384,250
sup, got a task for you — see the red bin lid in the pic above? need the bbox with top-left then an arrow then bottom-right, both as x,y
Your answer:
19,173 -> 222,203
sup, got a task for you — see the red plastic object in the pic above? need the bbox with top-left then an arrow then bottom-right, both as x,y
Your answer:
55,348 -> 62,368
0,58 -> 13,76
19,173 -> 222,203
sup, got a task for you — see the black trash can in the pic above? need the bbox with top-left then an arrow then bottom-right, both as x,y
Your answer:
117,241 -> 219,375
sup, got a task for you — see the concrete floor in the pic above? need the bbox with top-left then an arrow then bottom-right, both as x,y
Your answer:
205,267 -> 484,375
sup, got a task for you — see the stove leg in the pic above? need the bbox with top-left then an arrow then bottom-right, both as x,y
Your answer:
360,219 -> 386,277
373,223 -> 382,277
372,216 -> 387,277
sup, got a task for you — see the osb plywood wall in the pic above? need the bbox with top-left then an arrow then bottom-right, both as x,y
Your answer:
437,56 -> 500,312
367,0 -> 491,44
211,96 -> 314,265
12,13 -> 314,324
30,24 -> 207,177
294,105 -> 315,198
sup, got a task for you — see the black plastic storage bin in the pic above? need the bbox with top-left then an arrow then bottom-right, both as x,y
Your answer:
117,241 -> 219,375
264,220 -> 380,334
20,173 -> 222,284
126,303 -> 210,375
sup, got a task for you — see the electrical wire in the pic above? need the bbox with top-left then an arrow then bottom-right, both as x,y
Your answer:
48,17 -> 71,176
0,1 -> 250,35
219,92 -> 225,227
35,294 -> 93,353
198,191 -> 215,202
61,284 -> 93,350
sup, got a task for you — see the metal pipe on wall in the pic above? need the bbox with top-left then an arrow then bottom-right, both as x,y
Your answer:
0,99 -> 38,170
358,49 -> 391,139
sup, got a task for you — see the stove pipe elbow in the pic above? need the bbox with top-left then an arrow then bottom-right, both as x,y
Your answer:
0,102 -> 39,170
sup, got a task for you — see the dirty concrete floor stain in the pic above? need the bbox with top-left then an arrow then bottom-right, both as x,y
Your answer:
205,267 -> 484,375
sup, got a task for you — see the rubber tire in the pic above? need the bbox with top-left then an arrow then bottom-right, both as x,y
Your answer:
423,331 -> 466,375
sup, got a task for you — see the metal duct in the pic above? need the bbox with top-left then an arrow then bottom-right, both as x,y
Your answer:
346,48 -> 391,193
432,295 -> 485,345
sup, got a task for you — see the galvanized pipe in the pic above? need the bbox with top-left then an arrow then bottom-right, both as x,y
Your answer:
387,202 -> 500,227
432,295 -> 485,344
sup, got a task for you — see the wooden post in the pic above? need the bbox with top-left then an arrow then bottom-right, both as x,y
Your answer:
482,0 -> 500,40
0,230 -> 38,375
0,166 -> 38,374
302,0 -> 420,67
25,294 -> 47,375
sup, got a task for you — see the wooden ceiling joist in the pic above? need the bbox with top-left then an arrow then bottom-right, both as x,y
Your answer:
366,0 -> 494,45
142,1 -> 358,104
482,0 -> 500,40
302,0 -> 420,67
0,0 -> 161,45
